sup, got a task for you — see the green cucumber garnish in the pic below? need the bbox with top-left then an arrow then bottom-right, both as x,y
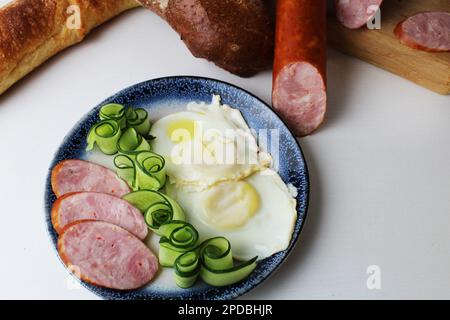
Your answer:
117,127 -> 151,156
99,103 -> 127,129
174,251 -> 201,288
86,119 -> 121,155
114,151 -> 166,191
134,151 -> 166,190
159,221 -> 199,267
171,237 -> 258,288
126,108 -> 151,136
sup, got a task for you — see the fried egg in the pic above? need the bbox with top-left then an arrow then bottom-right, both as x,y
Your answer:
166,169 -> 297,261
150,96 -> 271,191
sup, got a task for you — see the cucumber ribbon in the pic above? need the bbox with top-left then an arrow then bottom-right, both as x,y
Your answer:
88,104 -> 163,191
159,221 -> 199,267
122,190 -> 185,232
114,151 -> 166,191
126,108 -> 151,136
173,236 -> 258,288
117,127 -> 151,156
87,105 -> 152,156
99,103 -> 127,129
86,120 -> 121,155
99,104 -> 151,136
156,219 -> 258,288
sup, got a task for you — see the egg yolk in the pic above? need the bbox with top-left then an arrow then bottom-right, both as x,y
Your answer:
167,119 -> 196,142
201,181 -> 260,230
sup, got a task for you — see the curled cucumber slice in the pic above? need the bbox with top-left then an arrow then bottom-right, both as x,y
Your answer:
89,105 -> 151,157
159,221 -> 199,267
86,120 -> 121,155
122,190 -> 185,228
200,237 -> 233,270
117,127 -> 151,156
160,221 -> 199,248
114,154 -> 136,189
172,237 -> 258,288
199,237 -> 257,287
174,251 -> 201,288
126,108 -> 151,136
114,151 -> 166,191
135,151 -> 166,190
200,256 -> 258,287
99,103 -> 127,129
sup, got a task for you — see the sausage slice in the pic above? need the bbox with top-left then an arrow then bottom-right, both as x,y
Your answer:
51,160 -> 130,198
335,0 -> 383,29
58,221 -> 158,290
52,192 -> 148,240
394,12 -> 450,52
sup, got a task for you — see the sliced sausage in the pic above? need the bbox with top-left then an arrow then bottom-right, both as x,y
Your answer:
335,0 -> 383,29
394,12 -> 450,52
273,0 -> 327,137
58,220 -> 158,290
52,192 -> 147,240
51,160 -> 130,198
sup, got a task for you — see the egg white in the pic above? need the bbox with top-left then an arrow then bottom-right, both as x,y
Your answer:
166,169 -> 297,261
150,96 -> 271,191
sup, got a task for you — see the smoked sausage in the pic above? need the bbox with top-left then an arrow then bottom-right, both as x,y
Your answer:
272,0 -> 327,137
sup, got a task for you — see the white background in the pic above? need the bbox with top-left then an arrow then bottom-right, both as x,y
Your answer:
0,4 -> 449,300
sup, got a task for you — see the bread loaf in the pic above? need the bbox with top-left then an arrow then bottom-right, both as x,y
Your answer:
0,0 -> 139,95
138,0 -> 274,77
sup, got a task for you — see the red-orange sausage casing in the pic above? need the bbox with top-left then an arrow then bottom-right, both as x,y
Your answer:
273,0 -> 327,137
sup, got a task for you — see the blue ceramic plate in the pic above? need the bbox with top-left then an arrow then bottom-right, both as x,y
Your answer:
44,76 -> 309,300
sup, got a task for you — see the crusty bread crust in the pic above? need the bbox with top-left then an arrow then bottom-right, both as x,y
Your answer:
0,0 -> 139,94
138,0 -> 274,77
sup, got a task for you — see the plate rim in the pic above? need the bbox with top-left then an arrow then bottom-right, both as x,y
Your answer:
44,75 -> 310,300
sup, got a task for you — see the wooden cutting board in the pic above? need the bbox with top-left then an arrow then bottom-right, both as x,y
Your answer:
328,0 -> 450,95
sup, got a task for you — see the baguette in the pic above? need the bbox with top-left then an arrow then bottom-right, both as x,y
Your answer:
0,0 -> 139,95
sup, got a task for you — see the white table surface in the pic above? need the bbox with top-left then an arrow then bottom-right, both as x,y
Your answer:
0,4 -> 449,300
